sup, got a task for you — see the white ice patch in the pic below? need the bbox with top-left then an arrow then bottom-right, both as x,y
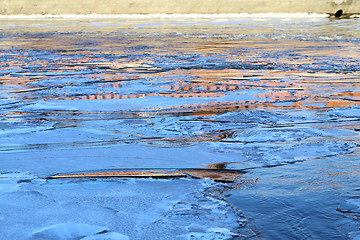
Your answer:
334,0 -> 347,4
201,178 -> 217,188
28,223 -> 108,240
24,101 -> 78,111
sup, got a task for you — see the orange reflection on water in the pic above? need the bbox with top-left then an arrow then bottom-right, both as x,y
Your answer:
1,34 -> 360,116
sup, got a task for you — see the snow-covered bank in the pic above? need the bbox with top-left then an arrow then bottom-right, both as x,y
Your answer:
0,0 -> 357,15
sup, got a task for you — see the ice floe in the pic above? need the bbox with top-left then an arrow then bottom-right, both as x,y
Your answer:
0,173 -> 252,240
328,107 -> 360,118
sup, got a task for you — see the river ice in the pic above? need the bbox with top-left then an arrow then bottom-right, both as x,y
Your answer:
1,15 -> 360,239
0,172 -> 252,240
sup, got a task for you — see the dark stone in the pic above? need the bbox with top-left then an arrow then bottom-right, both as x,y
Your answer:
335,9 -> 343,18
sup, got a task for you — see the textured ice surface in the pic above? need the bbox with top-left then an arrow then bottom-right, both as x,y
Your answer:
0,109 -> 356,173
28,223 -> 109,240
0,173 -> 251,240
0,120 -> 54,137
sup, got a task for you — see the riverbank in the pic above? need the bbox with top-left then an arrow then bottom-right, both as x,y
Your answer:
0,0 -> 360,15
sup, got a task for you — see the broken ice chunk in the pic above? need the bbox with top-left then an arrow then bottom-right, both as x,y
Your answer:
329,107 -> 360,118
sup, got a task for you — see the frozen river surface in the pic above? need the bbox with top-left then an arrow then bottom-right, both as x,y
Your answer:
0,15 -> 360,239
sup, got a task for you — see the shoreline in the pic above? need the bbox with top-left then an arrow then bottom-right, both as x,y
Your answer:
0,13 -> 333,19
1,0 -> 360,16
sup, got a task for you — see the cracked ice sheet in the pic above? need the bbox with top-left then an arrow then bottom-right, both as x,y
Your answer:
0,109 -> 357,173
0,173 -> 251,240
